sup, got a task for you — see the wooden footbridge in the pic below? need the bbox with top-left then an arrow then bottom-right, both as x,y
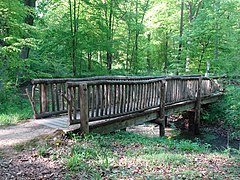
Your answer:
27,75 -> 224,136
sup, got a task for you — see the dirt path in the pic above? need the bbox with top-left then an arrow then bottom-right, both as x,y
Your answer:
0,120 -> 55,152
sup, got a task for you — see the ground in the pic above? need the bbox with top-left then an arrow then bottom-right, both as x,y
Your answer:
0,119 -> 239,179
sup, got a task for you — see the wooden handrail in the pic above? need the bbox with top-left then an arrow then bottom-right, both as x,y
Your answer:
29,75 -> 224,122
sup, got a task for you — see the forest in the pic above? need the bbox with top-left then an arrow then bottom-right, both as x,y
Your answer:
1,0 -> 239,82
1,0 -> 239,131
0,0 -> 240,179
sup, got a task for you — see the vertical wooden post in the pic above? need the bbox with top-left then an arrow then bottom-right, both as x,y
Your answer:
41,83 -> 48,113
67,86 -> 73,126
79,83 -> 89,133
159,80 -> 166,136
194,76 -> 202,135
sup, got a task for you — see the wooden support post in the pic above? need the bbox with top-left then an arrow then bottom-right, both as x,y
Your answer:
159,80 -> 166,136
41,83 -> 48,113
194,76 -> 202,135
79,83 -> 89,133
185,110 -> 195,133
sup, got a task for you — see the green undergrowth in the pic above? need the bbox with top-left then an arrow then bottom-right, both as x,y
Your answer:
64,131 -> 239,179
0,87 -> 32,126
201,84 -> 240,139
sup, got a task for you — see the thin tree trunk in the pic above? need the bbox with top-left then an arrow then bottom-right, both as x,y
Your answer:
106,0 -> 113,71
126,28 -> 131,70
164,32 -> 169,73
20,0 -> 36,59
69,0 -> 78,77
88,52 -> 92,71
147,33 -> 151,72
177,0 -> 184,75
132,0 -> 150,73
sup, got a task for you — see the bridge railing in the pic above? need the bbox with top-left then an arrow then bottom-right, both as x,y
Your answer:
66,79 -> 165,125
29,76 -> 163,119
66,75 -> 224,132
28,75 -> 224,120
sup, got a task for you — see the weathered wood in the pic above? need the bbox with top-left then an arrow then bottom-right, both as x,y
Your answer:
90,108 -> 159,134
159,80 -> 166,136
55,83 -> 60,111
30,74 -> 224,134
40,83 -> 48,113
193,77 -> 202,135
50,84 -> 55,111
35,110 -> 68,119
79,84 -> 89,133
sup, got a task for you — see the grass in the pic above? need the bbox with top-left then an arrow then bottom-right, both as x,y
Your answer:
60,131 -> 240,179
0,91 -> 32,126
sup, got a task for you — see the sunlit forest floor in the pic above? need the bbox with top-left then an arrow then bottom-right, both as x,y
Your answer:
0,120 -> 239,179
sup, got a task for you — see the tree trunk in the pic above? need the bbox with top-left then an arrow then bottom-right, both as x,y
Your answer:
126,28 -> 131,70
164,32 -> 169,73
106,0 -> 113,71
69,0 -> 79,77
147,33 -> 151,72
177,0 -> 184,75
20,0 -> 36,59
88,52 -> 92,71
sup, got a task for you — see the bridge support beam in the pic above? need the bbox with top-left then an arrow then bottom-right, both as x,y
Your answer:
186,77 -> 202,135
194,77 -> 202,135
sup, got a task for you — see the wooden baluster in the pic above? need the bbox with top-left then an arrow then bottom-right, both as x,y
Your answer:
147,83 -> 150,107
121,84 -> 125,113
105,84 -> 109,115
61,84 -> 65,110
135,84 -> 139,110
96,85 -> 100,117
51,83 -> 55,112
100,84 -> 104,116
117,84 -> 121,113
143,83 -> 147,108
56,83 -> 60,111
73,86 -> 77,120
128,84 -> 132,112
109,84 -> 113,115
113,84 -> 117,114
91,85 -> 95,118
68,86 -> 72,125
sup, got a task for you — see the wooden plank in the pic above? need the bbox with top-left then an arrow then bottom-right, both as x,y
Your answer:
121,84 -> 126,113
91,85 -> 95,118
73,87 -> 77,120
56,83 -> 60,111
90,109 -> 159,134
113,84 -> 117,114
100,84 -> 104,116
61,84 -> 65,110
105,84 -> 109,115
41,83 -> 48,113
96,85 -> 100,116
50,84 -> 55,111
